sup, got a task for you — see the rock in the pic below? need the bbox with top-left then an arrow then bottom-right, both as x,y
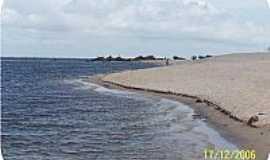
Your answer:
192,114 -> 203,120
258,112 -> 266,115
196,99 -> 203,103
192,114 -> 201,117
247,115 -> 259,127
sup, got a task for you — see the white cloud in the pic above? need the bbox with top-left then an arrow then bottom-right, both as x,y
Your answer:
2,0 -> 222,31
2,0 -> 270,57
2,8 -> 20,25
0,0 -> 3,13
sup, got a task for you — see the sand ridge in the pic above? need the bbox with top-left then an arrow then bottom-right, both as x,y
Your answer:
103,53 -> 270,127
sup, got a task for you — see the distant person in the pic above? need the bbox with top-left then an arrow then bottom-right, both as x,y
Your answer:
166,59 -> 169,66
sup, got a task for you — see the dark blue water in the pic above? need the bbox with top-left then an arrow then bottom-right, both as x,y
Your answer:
1,58 -> 236,160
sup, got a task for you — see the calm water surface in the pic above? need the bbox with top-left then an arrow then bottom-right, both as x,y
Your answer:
1,58 -> 237,160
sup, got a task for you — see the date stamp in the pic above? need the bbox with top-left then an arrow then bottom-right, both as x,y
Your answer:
204,149 -> 256,160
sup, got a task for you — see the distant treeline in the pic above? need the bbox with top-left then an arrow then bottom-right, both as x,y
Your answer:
191,55 -> 213,60
91,55 -> 165,61
174,55 -> 213,60
92,54 -> 213,61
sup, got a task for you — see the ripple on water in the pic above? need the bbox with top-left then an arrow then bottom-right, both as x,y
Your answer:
61,79 -> 238,159
2,59 -> 237,160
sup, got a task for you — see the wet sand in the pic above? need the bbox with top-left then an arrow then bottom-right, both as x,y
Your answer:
95,53 -> 270,158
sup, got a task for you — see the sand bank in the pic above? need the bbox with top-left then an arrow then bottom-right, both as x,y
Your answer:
103,53 -> 270,127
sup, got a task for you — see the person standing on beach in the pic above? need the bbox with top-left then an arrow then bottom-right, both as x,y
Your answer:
166,58 -> 169,66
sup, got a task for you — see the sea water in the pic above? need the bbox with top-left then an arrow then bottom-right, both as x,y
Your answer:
1,58 -> 236,160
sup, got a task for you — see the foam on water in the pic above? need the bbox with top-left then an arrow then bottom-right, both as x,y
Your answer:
157,99 -> 237,149
155,99 -> 237,146
63,79 -> 100,90
94,86 -> 132,95
66,78 -> 153,101
149,98 -> 238,159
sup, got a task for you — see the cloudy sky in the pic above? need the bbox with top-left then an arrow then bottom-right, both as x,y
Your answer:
1,0 -> 270,58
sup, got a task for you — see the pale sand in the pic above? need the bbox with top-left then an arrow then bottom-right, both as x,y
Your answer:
103,53 -> 270,127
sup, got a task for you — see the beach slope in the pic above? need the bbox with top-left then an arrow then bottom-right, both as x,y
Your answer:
103,53 -> 270,127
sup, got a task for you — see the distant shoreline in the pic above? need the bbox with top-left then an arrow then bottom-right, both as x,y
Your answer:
91,55 -> 169,62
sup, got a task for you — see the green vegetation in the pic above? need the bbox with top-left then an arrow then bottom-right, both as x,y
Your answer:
191,54 -> 213,60
92,54 -> 213,62
173,56 -> 186,60
92,55 -> 164,61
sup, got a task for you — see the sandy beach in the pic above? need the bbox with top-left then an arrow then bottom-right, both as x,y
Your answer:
103,53 -> 270,127
99,52 -> 270,158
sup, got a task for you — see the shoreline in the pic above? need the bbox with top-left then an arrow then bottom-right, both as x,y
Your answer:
102,53 -> 270,127
89,74 -> 270,159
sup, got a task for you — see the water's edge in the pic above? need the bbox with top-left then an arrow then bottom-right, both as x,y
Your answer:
87,76 -> 238,147
91,75 -> 270,159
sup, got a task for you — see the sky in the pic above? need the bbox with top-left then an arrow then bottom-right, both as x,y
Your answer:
1,0 -> 270,58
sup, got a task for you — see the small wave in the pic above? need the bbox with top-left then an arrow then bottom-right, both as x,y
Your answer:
94,86 -> 133,95
63,79 -> 100,90
1,131 -> 58,136
63,78 -> 238,152
64,78 -> 151,101
149,98 -> 238,153
64,79 -> 129,95
157,99 -> 193,114
192,121 -> 238,150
